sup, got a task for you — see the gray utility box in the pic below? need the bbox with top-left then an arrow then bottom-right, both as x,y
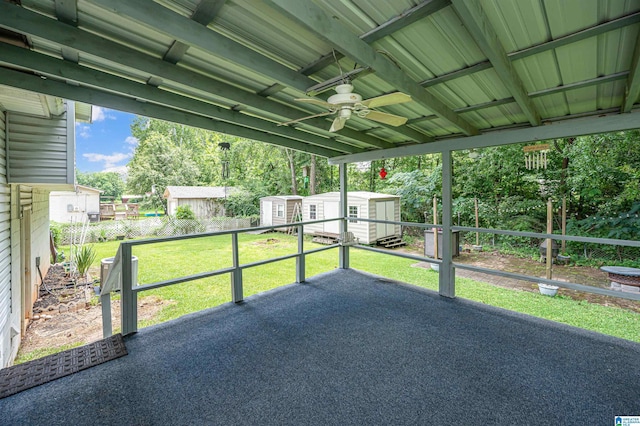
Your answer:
424,229 -> 460,258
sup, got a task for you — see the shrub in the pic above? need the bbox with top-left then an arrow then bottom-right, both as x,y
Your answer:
75,245 -> 97,281
175,205 -> 196,220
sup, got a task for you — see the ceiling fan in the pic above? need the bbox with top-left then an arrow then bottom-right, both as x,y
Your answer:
279,83 -> 412,132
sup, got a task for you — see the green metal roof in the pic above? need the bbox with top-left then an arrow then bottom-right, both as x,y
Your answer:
0,0 -> 639,162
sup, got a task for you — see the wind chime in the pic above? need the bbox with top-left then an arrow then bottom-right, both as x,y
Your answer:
218,142 -> 230,179
523,143 -> 549,170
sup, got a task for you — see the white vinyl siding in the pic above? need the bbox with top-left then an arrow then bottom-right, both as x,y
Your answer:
0,111 -> 12,367
6,103 -> 75,185
302,192 -> 400,244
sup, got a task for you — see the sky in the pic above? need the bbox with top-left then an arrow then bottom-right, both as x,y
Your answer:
75,106 -> 137,175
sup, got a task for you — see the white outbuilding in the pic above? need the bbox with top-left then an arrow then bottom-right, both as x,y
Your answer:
301,191 -> 401,244
49,185 -> 103,223
259,195 -> 303,230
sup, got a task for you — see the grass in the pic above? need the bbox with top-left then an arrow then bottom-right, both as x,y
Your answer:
58,233 -> 639,343
14,342 -> 84,364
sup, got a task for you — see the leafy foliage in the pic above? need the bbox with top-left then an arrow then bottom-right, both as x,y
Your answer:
76,171 -> 126,200
175,205 -> 196,220
74,245 -> 96,279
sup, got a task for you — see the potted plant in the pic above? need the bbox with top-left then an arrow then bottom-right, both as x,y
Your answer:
557,252 -> 571,264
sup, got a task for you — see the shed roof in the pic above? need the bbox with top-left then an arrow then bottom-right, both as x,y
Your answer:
0,1 -> 638,162
163,186 -> 237,199
261,195 -> 304,201
306,191 -> 399,201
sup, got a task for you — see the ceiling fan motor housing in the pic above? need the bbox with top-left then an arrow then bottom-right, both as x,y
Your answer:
328,84 -> 362,105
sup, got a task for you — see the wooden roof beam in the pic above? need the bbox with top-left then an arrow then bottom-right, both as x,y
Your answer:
451,0 -> 540,127
91,0 -> 314,92
622,30 -> 640,112
0,2 -> 394,150
267,0 -> 479,136
301,0 -> 451,76
0,66 -> 342,158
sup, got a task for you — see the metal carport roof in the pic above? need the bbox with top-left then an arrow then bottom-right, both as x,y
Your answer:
0,0 -> 639,162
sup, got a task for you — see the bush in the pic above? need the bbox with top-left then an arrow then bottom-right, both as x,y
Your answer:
175,205 -> 196,220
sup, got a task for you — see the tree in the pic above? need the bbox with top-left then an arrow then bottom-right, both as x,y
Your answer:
127,131 -> 201,211
76,171 -> 125,200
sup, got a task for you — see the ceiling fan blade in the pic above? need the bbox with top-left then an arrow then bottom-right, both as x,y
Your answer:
329,117 -> 347,132
361,92 -> 411,108
294,98 -> 334,108
278,110 -> 335,126
364,110 -> 408,127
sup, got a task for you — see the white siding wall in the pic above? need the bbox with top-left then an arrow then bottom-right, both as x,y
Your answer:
49,190 -> 100,223
6,103 -> 75,185
303,193 -> 401,244
0,110 -> 12,367
176,198 -> 225,218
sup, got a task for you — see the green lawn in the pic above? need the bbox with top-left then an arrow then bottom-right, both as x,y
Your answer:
67,233 -> 639,343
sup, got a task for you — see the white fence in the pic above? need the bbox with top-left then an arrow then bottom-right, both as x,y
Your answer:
57,217 -> 256,245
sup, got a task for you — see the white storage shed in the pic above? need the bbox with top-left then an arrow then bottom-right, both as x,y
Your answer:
49,185 -> 103,223
259,195 -> 303,230
301,191 -> 401,244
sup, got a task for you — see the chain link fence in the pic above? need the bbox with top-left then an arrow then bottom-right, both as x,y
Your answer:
56,216 -> 259,245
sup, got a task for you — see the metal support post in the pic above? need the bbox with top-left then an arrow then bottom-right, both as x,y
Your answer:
339,163 -> 349,269
231,232 -> 243,303
296,224 -> 305,283
101,293 -> 112,338
439,150 -> 455,298
120,243 -> 138,335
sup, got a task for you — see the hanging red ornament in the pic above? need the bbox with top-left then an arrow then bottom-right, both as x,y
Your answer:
379,167 -> 387,179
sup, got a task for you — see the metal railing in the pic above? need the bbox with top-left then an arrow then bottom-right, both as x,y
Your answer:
103,218 -> 340,336
104,217 -> 640,337
350,217 -> 640,302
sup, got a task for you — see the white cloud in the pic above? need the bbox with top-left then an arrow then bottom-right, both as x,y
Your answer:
102,165 -> 129,179
91,106 -> 116,122
76,124 -> 91,139
83,152 -> 131,169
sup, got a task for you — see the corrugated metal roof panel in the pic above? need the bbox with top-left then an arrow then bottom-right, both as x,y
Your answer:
3,0 -> 640,158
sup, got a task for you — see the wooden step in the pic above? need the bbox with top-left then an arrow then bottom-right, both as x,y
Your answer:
384,241 -> 406,248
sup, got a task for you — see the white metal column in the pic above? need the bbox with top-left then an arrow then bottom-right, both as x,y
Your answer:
339,163 -> 349,269
439,150 -> 455,297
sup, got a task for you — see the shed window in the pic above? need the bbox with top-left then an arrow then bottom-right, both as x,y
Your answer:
309,204 -> 317,220
276,204 -> 284,218
348,205 -> 359,223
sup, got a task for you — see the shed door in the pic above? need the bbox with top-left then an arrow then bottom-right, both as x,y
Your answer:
376,201 -> 395,238
323,201 -> 340,234
262,201 -> 273,226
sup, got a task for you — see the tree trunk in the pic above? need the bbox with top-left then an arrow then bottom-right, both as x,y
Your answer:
285,149 -> 298,195
310,154 -> 317,195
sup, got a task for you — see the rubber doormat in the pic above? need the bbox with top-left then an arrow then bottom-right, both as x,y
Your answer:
0,333 -> 127,399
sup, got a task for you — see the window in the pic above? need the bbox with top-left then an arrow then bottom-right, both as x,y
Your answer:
309,204 -> 317,220
348,205 -> 359,223
276,204 -> 284,218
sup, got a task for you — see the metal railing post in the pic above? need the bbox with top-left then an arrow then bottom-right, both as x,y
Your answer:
296,224 -> 305,283
120,242 -> 138,335
231,232 -> 243,303
339,163 -> 349,269
439,150 -> 455,298
101,293 -> 112,338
